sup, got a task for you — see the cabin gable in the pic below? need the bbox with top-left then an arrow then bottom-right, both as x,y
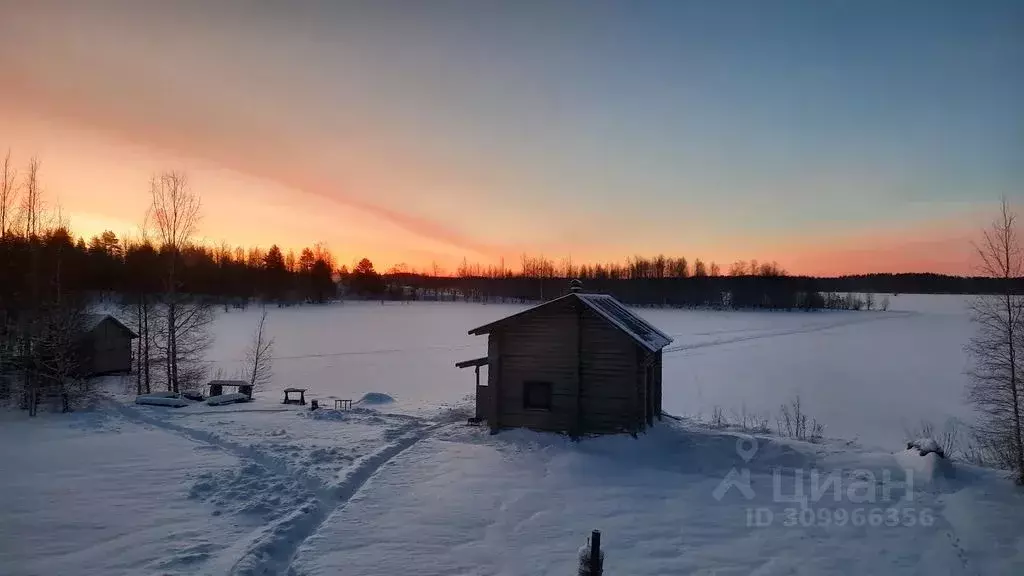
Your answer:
493,296 -> 580,432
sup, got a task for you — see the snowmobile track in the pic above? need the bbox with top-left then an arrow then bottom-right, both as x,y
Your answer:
106,397 -> 448,576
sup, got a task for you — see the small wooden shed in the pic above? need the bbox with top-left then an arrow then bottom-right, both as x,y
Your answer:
79,314 -> 138,377
457,287 -> 673,436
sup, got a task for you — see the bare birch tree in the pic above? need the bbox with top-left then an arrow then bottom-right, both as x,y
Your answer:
149,171 -> 202,393
169,301 -> 214,392
0,150 -> 16,237
21,157 -> 42,238
966,198 -> 1024,483
244,307 -> 274,390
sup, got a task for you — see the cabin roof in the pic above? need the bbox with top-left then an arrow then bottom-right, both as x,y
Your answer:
82,314 -> 139,339
468,292 -> 673,352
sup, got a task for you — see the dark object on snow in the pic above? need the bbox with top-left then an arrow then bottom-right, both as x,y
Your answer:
310,399 -> 319,411
578,530 -> 604,576
467,416 -> 483,425
283,388 -> 307,405
181,391 -> 205,402
208,380 -> 253,400
457,283 -> 673,437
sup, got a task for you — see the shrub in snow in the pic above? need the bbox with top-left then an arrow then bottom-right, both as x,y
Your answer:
776,395 -> 824,442
907,438 -> 945,458
903,419 -> 961,460
710,406 -> 726,429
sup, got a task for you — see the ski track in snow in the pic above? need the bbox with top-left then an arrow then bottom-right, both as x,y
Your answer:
662,311 -> 910,355
105,397 -> 448,576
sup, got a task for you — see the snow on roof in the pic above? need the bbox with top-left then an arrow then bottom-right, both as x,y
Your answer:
82,313 -> 108,332
468,292 -> 673,352
576,293 -> 673,352
82,313 -> 138,338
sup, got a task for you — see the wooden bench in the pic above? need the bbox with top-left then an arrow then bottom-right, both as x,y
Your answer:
283,388 -> 307,405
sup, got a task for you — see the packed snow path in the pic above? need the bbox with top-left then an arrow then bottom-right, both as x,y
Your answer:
102,397 -> 448,576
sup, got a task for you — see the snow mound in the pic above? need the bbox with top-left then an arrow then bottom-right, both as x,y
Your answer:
135,395 -> 190,408
188,461 -> 313,521
907,438 -> 944,457
305,409 -> 347,421
895,447 -> 955,485
206,393 -> 250,406
358,392 -> 395,405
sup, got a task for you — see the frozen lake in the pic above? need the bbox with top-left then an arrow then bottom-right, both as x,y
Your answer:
208,294 -> 975,450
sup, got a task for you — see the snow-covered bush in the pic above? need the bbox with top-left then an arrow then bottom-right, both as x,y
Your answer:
710,406 -> 726,429
907,438 -> 945,458
777,395 -> 824,442
903,419 -> 961,460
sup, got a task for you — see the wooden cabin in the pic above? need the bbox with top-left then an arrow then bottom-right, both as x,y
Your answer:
79,314 -> 138,377
457,286 -> 673,436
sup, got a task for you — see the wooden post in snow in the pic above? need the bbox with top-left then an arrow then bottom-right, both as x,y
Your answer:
590,530 -> 602,574
578,529 -> 603,576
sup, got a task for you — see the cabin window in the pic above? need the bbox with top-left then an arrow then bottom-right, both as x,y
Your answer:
523,381 -> 552,411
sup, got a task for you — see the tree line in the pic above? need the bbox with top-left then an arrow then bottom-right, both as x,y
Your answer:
0,155 -> 342,408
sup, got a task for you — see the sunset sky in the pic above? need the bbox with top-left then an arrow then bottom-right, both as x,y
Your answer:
1,0 -> 1021,276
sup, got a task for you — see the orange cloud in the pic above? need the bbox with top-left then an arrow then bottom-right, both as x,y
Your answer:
0,69 -> 505,260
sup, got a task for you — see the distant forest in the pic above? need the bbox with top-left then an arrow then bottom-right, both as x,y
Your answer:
2,227 -> 1020,312
0,153 -> 1019,317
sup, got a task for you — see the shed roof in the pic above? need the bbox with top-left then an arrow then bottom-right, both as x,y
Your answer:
468,292 -> 673,352
82,313 -> 139,338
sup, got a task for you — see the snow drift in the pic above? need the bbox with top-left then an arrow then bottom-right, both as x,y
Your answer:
206,393 -> 250,406
358,392 -> 395,405
135,395 -> 190,408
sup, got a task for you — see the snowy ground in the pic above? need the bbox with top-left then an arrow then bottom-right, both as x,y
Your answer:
3,396 -> 1022,575
4,293 -> 1015,576
292,422 -> 1024,576
207,294 -> 974,449
0,393 -> 444,576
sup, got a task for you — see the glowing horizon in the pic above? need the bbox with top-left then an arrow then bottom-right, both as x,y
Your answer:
1,1 -> 1020,277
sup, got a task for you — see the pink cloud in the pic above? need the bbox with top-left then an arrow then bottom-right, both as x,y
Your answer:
0,69 -> 506,260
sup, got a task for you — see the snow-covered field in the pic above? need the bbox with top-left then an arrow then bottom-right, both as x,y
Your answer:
4,293 -> 1022,576
206,294 -> 974,449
